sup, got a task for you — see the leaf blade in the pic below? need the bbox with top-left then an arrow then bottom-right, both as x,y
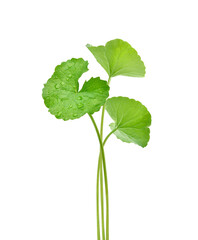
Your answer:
42,58 -> 109,121
106,97 -> 151,147
87,39 -> 145,78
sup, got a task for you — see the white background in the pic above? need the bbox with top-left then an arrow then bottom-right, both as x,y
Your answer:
0,0 -> 198,239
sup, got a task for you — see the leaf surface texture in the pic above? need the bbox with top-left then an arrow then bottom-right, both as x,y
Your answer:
87,39 -> 145,78
106,97 -> 151,147
42,58 -> 109,120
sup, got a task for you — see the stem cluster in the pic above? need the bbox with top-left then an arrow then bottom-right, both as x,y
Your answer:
89,77 -> 111,240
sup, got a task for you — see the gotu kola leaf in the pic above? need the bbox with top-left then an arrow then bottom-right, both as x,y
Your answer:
42,58 -> 109,121
106,97 -> 151,147
86,39 -> 145,78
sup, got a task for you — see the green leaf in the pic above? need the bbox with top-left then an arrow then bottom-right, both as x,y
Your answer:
42,58 -> 109,121
105,97 -> 151,147
86,39 -> 145,78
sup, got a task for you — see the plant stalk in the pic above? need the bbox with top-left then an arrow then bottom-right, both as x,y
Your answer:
99,77 -> 111,240
103,128 -> 117,146
99,102 -> 106,240
91,77 -> 111,240
96,154 -> 101,240
89,114 -> 108,240
99,151 -> 105,240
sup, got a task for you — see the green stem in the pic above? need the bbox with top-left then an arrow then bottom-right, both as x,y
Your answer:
103,128 -> 117,146
89,114 -> 107,240
101,137 -> 109,240
100,76 -> 111,240
100,103 -> 106,240
91,77 -> 111,240
99,153 -> 105,240
96,154 -> 101,240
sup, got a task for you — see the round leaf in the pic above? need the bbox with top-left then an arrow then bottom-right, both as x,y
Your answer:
86,39 -> 145,78
42,58 -> 109,121
106,97 -> 151,147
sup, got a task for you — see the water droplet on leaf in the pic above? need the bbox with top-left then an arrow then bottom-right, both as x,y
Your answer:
73,113 -> 78,117
77,96 -> 83,100
77,103 -> 84,109
55,84 -> 60,89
